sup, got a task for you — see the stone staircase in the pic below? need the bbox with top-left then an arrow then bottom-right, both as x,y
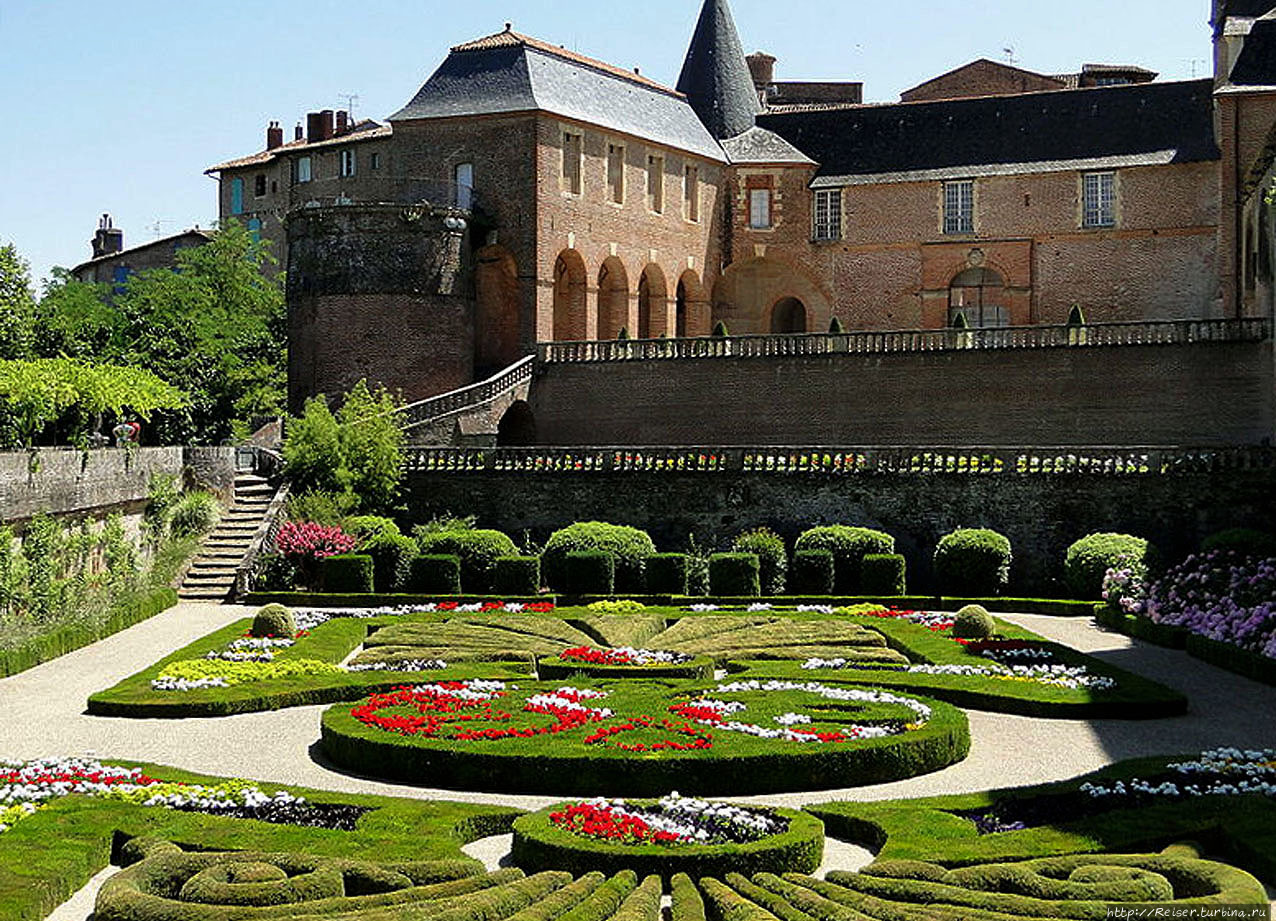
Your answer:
177,473 -> 277,602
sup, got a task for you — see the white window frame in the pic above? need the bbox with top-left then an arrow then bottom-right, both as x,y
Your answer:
943,180 -> 974,234
813,188 -> 842,241
749,188 -> 772,229
296,156 -> 312,184
1082,171 -> 1116,228
340,148 -> 356,178
684,165 -> 699,222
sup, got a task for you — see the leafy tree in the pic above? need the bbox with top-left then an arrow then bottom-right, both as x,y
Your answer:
0,243 -> 35,359
31,269 -> 118,358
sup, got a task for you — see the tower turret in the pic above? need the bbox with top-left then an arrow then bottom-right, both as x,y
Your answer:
676,0 -> 761,140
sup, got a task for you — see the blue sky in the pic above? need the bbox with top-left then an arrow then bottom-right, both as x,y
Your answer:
0,0 -> 1215,286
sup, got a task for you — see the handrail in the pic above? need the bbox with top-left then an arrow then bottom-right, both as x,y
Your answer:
403,444 -> 1276,476
233,481 -> 290,600
537,318 -> 1271,364
398,355 -> 535,429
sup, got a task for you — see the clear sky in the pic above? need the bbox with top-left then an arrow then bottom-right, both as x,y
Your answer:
0,0 -> 1216,286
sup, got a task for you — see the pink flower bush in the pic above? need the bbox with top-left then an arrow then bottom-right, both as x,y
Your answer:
276,521 -> 356,562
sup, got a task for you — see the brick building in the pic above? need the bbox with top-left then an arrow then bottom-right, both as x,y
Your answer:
71,214 -> 212,289
207,0 -> 1276,416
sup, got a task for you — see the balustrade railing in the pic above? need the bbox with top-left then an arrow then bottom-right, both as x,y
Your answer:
403,444 -> 1276,476
537,318 -> 1271,364
398,356 -> 535,429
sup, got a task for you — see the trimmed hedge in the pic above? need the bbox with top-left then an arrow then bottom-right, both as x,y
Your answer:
1185,633 -> 1276,687
565,552 -> 615,595
789,551 -> 835,595
242,592 -> 553,607
860,554 -> 906,596
493,556 -> 541,596
950,604 -> 995,640
1200,527 -> 1276,560
646,554 -> 689,596
933,528 -> 1011,597
409,555 -> 463,595
541,523 -> 657,594
364,531 -> 418,593
319,554 -> 374,593
511,805 -> 824,880
793,527 -> 894,593
1065,533 -> 1156,600
1094,605 -> 1190,649
731,529 -> 787,596
708,553 -> 761,597
537,655 -> 714,681
414,528 -> 519,593
250,604 -> 294,638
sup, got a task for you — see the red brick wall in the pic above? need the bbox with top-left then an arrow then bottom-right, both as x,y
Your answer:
901,61 -> 1067,102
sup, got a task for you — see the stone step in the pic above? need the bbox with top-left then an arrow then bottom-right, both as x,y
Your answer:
179,589 -> 232,601
184,571 -> 239,583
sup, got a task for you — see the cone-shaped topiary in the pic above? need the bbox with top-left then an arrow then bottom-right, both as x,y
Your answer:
828,316 -> 845,333
712,320 -> 729,337
251,603 -> 295,638
951,604 -> 995,640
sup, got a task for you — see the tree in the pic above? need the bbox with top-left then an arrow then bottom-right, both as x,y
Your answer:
0,243 -> 35,360
31,269 -> 118,359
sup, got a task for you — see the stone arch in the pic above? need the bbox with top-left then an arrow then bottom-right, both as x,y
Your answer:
597,256 -> 630,339
711,257 -> 831,335
496,400 -> 537,446
475,244 -> 520,373
552,249 -> 587,341
675,270 -> 709,337
769,296 -> 808,333
637,264 -> 668,339
948,266 -> 1008,328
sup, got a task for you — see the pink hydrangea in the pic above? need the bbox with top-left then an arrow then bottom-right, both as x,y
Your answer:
275,521 -> 356,563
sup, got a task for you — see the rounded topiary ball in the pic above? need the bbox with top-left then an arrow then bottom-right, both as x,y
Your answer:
951,604 -> 995,640
251,603 -> 295,638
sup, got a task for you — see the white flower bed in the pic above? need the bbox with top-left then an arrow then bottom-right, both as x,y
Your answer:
801,658 -> 1117,690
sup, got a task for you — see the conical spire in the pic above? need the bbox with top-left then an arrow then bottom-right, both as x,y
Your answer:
676,0 -> 762,140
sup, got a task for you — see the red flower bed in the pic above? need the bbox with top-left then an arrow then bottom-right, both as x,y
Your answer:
549,801 -> 683,844
583,716 -> 713,752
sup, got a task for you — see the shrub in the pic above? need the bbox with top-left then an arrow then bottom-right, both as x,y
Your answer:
564,551 -> 614,595
712,321 -> 729,337
732,528 -> 786,595
646,553 -> 689,595
408,555 -> 462,594
1065,533 -> 1155,600
685,536 -> 711,597
951,604 -> 996,639
363,531 -> 417,592
344,515 -> 402,543
414,527 -> 518,592
284,490 -> 357,527
492,556 -> 541,595
709,553 -> 761,596
794,526 -> 894,593
790,550 -> 835,595
1201,528 -> 1276,560
275,521 -> 356,588
541,522 -> 656,593
251,603 -> 295,638
167,491 -> 220,539
253,554 -> 296,592
142,472 -> 180,541
933,529 -> 1011,596
861,554 -> 906,596
319,554 -> 374,593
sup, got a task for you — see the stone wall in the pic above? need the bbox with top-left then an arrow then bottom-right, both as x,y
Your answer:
404,465 -> 1276,594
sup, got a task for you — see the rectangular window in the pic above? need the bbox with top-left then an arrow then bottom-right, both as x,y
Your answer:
295,156 -> 312,184
1082,171 -> 1115,227
254,173 -> 267,198
340,148 -> 356,177
749,188 -> 772,229
607,144 -> 625,204
230,177 -> 244,215
646,155 -> 664,213
813,188 -> 842,241
370,151 -> 381,170
455,162 -> 474,210
943,180 -> 974,234
562,132 -> 582,194
684,165 -> 699,221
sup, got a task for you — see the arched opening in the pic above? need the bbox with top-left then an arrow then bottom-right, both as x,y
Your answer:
496,400 -> 536,446
475,244 -> 520,373
1067,305 -> 1087,345
552,250 -> 587,341
597,256 -> 630,339
770,296 -> 808,333
637,265 -> 668,338
948,267 -> 1008,327
675,270 -> 708,337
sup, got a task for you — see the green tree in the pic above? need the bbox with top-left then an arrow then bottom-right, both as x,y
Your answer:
31,269 -> 118,358
0,243 -> 35,359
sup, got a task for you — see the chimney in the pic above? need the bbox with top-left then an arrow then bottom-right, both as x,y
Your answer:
91,213 -> 124,259
294,122 -> 304,141
266,120 -> 284,150
306,110 -> 334,143
746,52 -> 777,89
335,110 -> 349,135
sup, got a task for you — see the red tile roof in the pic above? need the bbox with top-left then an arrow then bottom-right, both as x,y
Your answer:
206,122 -> 390,174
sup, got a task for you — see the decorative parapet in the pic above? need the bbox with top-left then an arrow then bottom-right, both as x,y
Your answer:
398,355 -> 535,430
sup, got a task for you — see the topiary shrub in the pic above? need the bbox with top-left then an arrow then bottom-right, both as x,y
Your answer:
794,526 -> 894,593
565,551 -> 615,595
168,491 -> 220,538
861,553 -> 907,596
541,522 -> 656,594
414,527 -> 518,593
492,556 -> 540,595
407,555 -> 462,594
732,528 -> 787,595
933,529 -> 1012,597
951,604 -> 996,639
1201,528 -> 1276,560
250,603 -> 294,638
646,553 -> 690,595
709,553 -> 761,596
344,515 -> 401,543
319,554 -> 374,593
1065,533 -> 1156,600
790,549 -> 835,595
363,532 -> 417,593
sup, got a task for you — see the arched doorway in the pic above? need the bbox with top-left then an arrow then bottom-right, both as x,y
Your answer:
496,400 -> 536,446
770,297 -> 807,333
948,267 -> 1008,328
552,250 -> 587,341
637,265 -> 668,338
675,270 -> 708,337
597,256 -> 630,339
475,244 -> 520,373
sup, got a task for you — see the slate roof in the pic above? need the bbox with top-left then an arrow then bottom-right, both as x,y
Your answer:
206,122 -> 389,173
1216,1 -> 1276,34
720,126 -> 814,164
758,79 -> 1219,183
391,29 -> 726,161
1228,18 -> 1276,86
675,0 -> 762,140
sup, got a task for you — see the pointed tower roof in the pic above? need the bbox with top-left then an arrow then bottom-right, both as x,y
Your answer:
676,0 -> 762,140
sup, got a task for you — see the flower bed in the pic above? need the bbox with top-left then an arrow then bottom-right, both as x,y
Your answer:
539,647 -> 713,680
1144,552 -> 1276,658
511,795 -> 823,879
322,678 -> 969,795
